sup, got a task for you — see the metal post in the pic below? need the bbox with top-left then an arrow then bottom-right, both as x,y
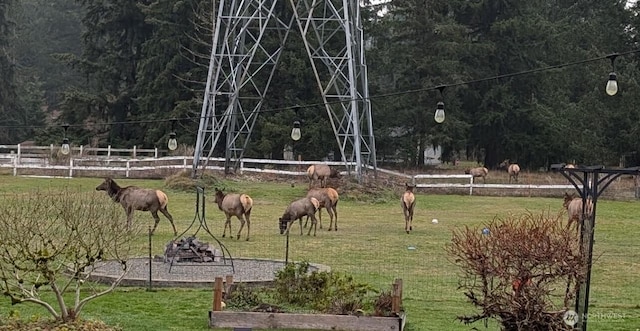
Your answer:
285,229 -> 290,264
148,225 -> 153,291
551,164 -> 640,331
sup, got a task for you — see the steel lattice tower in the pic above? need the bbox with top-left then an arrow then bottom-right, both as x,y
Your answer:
193,0 -> 376,182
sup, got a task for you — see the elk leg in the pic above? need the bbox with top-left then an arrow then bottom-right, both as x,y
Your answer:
159,207 -> 178,236
150,211 -> 161,235
244,211 -> 251,241
223,214 -> 231,238
298,218 -> 303,235
318,208 -> 323,229
126,208 -> 134,230
307,214 -> 318,236
236,216 -> 245,240
333,204 -> 338,231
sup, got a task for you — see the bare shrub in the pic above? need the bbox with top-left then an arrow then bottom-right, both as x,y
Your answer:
0,189 -> 140,322
446,211 -> 586,330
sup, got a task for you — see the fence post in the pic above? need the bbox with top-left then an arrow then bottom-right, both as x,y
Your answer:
126,160 -> 130,178
469,176 -> 474,195
69,158 -> 73,177
133,146 -> 137,159
79,145 -> 83,156
17,144 -> 21,164
108,145 -> 111,158
213,277 -> 223,311
12,154 -> 17,176
50,143 -> 54,157
154,147 -> 158,158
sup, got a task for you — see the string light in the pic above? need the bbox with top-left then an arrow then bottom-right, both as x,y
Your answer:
60,124 -> 70,155
1,49 -> 638,131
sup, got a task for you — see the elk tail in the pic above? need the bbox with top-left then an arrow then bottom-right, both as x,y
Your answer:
156,190 -> 169,209
240,194 -> 253,213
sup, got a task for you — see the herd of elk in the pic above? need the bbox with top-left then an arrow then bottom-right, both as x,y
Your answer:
94,162 -> 592,239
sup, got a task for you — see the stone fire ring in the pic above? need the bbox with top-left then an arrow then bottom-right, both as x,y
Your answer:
87,257 -> 330,288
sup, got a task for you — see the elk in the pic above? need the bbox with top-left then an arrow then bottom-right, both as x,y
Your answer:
401,183 -> 416,234
465,167 -> 489,183
214,188 -> 254,241
95,177 -> 178,235
563,192 -> 594,232
303,187 -> 339,231
499,159 -> 521,183
306,164 -> 341,188
279,197 -> 320,236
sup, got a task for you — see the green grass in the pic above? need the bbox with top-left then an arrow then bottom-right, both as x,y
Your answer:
1,175 -> 639,330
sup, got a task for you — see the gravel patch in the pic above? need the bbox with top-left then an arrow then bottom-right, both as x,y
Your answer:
87,257 -> 330,288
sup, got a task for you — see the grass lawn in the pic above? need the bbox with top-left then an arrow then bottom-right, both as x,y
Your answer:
0,174 -> 639,331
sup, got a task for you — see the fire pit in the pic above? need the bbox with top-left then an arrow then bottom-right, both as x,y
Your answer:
164,236 -> 223,263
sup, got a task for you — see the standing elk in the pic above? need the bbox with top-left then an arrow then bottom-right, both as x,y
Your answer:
465,167 -> 489,183
563,192 -> 593,232
214,188 -> 254,241
303,187 -> 339,231
306,164 -> 341,188
401,183 -> 416,234
499,159 -> 521,183
279,197 -> 320,236
95,177 -> 178,236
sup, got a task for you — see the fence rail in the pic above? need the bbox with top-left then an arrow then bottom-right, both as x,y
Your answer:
0,144 -> 579,195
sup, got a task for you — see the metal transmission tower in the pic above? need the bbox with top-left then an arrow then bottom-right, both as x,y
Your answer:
193,0 -> 377,181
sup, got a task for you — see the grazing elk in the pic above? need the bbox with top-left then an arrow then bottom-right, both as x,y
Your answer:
214,188 -> 254,241
465,167 -> 489,183
563,192 -> 594,232
279,197 -> 320,236
401,183 -> 416,234
499,159 -> 521,183
304,187 -> 339,231
306,164 -> 341,188
95,177 -> 178,236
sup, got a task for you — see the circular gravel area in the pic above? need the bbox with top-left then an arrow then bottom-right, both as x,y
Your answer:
87,257 -> 330,288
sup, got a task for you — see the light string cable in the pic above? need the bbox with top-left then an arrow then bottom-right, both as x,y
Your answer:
1,49 -> 639,131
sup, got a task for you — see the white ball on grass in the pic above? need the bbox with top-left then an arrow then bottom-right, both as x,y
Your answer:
432,219 -> 439,224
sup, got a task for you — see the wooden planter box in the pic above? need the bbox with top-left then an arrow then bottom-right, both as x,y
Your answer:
209,277 -> 405,330
209,311 -> 405,331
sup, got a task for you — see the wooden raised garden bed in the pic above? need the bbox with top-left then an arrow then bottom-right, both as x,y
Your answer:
209,277 -> 406,331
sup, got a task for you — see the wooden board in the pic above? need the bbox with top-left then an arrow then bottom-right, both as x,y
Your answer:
209,311 -> 405,331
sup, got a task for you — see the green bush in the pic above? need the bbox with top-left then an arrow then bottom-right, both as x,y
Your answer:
0,314 -> 121,331
273,262 -> 374,314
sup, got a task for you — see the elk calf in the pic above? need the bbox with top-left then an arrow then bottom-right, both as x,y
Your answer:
214,188 -> 253,241
401,183 -> 416,234
279,197 -> 320,236
563,192 -> 593,232
304,187 -> 339,231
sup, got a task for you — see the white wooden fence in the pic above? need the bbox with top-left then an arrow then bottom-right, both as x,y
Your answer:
0,144 -> 577,194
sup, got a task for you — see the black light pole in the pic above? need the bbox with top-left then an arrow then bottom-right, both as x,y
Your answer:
550,164 -> 640,331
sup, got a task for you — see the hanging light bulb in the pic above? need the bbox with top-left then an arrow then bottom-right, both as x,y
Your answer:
434,101 -> 445,123
167,132 -> 178,151
167,119 -> 178,151
606,53 -> 619,96
606,72 -> 618,96
291,120 -> 301,141
61,138 -> 70,155
60,124 -> 70,155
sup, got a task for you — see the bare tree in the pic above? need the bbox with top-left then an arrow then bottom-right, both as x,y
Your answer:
0,188 -> 141,322
446,211 -> 587,330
